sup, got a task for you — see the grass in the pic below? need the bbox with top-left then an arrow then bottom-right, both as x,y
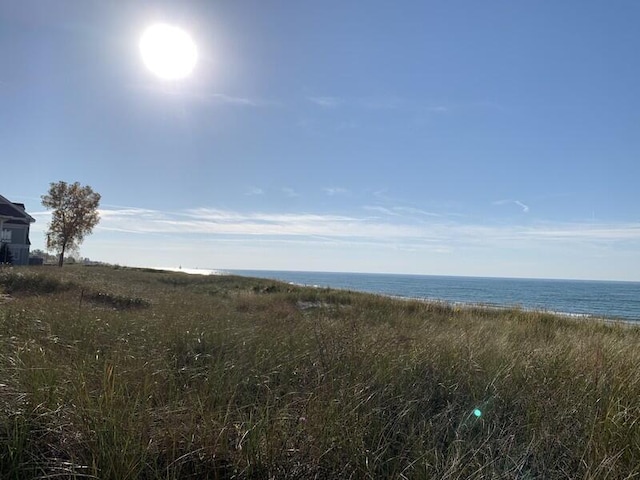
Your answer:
0,265 -> 639,479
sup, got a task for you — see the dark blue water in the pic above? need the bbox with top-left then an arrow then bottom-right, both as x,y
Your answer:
230,270 -> 640,322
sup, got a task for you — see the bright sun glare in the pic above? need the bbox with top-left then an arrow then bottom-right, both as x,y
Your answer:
139,24 -> 198,80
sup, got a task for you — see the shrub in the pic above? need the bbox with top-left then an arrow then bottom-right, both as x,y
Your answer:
0,244 -> 13,265
0,270 -> 72,294
84,290 -> 151,310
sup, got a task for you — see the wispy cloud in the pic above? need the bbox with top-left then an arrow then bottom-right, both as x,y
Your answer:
245,187 -> 264,196
308,95 -> 403,110
120,207 -> 640,244
363,205 -> 441,218
363,206 -> 401,217
282,187 -> 299,198
92,207 -> 420,239
30,206 -> 640,254
393,206 -> 442,217
134,84 -> 274,107
494,199 -> 530,213
323,187 -> 349,196
308,96 -> 342,108
205,93 -> 272,107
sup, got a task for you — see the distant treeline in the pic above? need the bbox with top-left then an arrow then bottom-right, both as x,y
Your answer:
29,249 -> 101,265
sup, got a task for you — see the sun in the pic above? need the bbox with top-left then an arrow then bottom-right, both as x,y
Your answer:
139,24 -> 198,80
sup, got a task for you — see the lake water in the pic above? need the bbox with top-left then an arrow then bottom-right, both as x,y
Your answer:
229,270 -> 640,322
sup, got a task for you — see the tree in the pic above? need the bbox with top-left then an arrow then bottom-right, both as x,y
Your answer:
0,243 -> 13,265
41,181 -> 101,267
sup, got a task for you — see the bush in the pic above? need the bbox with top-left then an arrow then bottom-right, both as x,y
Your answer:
85,291 -> 151,310
0,270 -> 72,294
0,244 -> 13,265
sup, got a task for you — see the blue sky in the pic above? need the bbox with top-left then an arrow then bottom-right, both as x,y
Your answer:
2,1 -> 640,280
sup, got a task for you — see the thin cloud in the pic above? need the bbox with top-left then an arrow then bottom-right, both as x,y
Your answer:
308,95 -> 402,110
324,187 -> 349,196
494,199 -> 530,213
363,205 -> 441,218
363,206 -> 400,217
108,207 -> 423,238
308,96 -> 342,108
522,223 -> 640,241
393,206 -> 442,217
47,203 -> 640,248
206,93 -> 271,107
245,187 -> 264,196
282,187 -> 299,198
33,205 -> 640,254
133,84 -> 273,107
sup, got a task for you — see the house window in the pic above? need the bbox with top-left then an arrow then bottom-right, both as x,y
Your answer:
0,230 -> 11,242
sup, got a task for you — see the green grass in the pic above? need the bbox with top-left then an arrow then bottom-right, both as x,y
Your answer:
0,265 -> 639,479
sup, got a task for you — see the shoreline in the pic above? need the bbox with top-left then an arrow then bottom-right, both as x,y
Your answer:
230,271 -> 640,327
143,266 -> 640,326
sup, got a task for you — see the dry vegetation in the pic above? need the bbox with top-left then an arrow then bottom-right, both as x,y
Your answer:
0,265 -> 639,479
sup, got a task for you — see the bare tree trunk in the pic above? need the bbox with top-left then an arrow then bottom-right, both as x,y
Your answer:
58,243 -> 66,267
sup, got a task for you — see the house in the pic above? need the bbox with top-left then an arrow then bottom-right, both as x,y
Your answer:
0,194 -> 35,265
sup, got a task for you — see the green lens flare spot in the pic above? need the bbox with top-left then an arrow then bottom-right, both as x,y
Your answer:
473,409 -> 482,418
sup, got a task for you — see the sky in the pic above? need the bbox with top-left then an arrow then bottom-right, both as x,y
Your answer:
2,1 -> 640,281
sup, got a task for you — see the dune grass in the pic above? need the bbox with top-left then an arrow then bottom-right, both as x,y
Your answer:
0,265 -> 639,479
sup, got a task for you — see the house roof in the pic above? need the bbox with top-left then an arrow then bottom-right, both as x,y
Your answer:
0,195 -> 36,223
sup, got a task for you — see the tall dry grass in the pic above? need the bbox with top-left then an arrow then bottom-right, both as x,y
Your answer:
0,266 -> 638,479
